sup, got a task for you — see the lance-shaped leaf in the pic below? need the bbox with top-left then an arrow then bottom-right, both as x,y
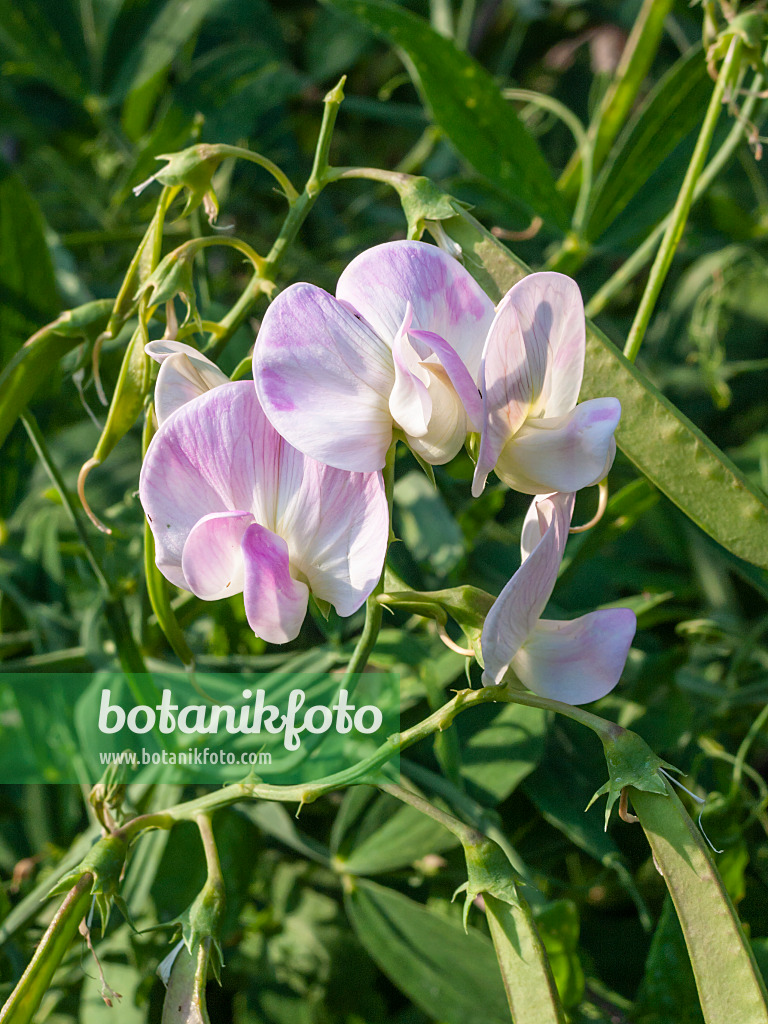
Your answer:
440,208 -> 768,570
326,0 -> 569,232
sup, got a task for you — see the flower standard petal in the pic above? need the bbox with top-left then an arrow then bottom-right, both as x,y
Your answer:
502,272 -> 586,419
254,282 -> 394,472
181,510 -> 254,599
146,340 -> 229,424
512,608 -> 637,704
336,239 -> 495,382
481,492 -> 574,685
241,523 -> 310,644
472,296 -> 531,498
493,398 -> 621,495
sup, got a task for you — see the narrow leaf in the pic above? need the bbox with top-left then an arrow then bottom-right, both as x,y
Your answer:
327,0 -> 569,232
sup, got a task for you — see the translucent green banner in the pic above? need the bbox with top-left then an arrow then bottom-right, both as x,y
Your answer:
0,670 -> 400,784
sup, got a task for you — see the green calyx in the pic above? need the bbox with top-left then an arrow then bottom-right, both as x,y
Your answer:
46,833 -> 130,931
587,728 -> 680,830
377,585 -> 494,661
146,145 -> 223,223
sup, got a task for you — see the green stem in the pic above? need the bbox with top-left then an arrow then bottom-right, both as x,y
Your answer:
203,78 -> 347,359
203,144 -> 299,203
20,411 -> 149,679
0,874 -> 93,1024
196,814 -> 224,893
623,36 -> 742,362
732,702 -> 768,793
586,91 -> 766,317
340,443 -> 396,686
20,412 -> 110,595
120,682 -> 508,841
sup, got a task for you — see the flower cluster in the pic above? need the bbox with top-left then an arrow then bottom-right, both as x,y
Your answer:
140,240 -> 635,703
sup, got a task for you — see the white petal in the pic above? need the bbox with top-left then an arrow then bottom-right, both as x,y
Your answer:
511,608 -> 636,704
405,364 -> 470,465
481,493 -> 574,684
494,399 -> 620,495
152,348 -> 229,424
181,510 -> 253,599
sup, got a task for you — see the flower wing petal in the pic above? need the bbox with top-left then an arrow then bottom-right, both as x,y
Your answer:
336,240 -> 494,381
139,381 -> 279,588
481,492 -> 574,684
254,283 -> 394,471
512,608 -> 636,704
494,398 -> 620,495
181,510 -> 253,599
242,523 -> 309,643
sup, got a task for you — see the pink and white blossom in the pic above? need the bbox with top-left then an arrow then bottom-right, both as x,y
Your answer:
253,240 -> 495,471
472,273 -> 620,497
139,381 -> 388,644
481,491 -> 636,704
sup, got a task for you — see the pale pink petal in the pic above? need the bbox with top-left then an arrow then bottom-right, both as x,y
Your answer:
241,523 -> 309,643
502,272 -> 586,419
152,349 -> 230,424
254,283 -> 394,471
336,240 -> 495,381
389,307 -> 432,438
511,608 -> 636,704
493,398 -> 620,495
279,462 -> 388,616
481,493 -> 574,684
409,328 -> 483,428
181,511 -> 253,599
472,297 -> 530,497
139,382 -> 279,588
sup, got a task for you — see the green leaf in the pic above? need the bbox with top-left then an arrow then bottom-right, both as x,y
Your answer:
586,46 -> 712,242
326,0 -> 568,232
109,0 -> 230,102
345,878 -> 511,1024
0,161 -> 59,369
632,783 -> 768,1024
441,209 -> 768,570
394,470 -> 465,577
0,299 -> 113,452
333,790 -> 459,875
459,702 -> 548,804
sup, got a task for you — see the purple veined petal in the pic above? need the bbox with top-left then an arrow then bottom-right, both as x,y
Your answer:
511,608 -> 637,704
389,305 -> 432,438
493,398 -> 621,495
404,363 -> 471,465
278,461 -> 389,617
254,282 -> 395,472
472,297 -> 530,497
481,492 -> 575,685
501,272 -> 586,419
336,240 -> 495,382
409,328 -> 483,429
180,510 -> 254,599
148,344 -> 230,424
241,523 -> 310,643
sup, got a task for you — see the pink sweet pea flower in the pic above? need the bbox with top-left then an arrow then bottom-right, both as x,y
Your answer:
472,272 -> 620,497
253,240 -> 495,471
139,381 -> 388,644
481,491 -> 636,704
145,340 -> 229,425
